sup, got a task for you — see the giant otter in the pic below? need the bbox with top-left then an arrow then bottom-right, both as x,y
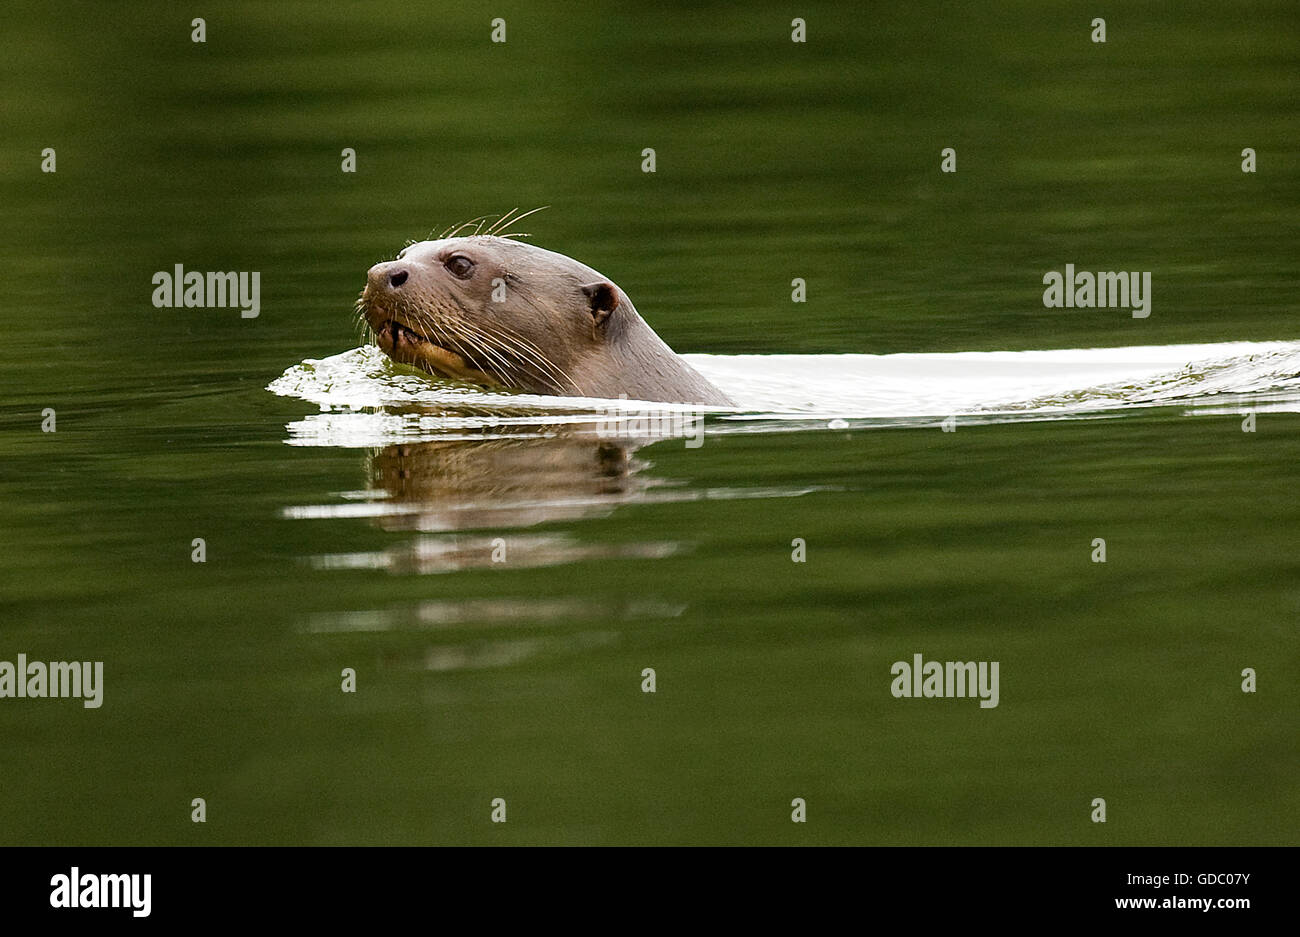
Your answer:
357,233 -> 734,406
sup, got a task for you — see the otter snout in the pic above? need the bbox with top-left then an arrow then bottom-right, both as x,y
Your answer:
362,260 -> 415,329
367,260 -> 411,293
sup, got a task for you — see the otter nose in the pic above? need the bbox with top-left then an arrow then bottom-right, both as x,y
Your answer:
367,261 -> 411,292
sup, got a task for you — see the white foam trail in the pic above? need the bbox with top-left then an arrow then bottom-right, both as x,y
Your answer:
267,341 -> 1300,446
685,341 -> 1300,416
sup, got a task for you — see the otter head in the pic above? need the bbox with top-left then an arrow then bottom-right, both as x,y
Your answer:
359,236 -> 626,396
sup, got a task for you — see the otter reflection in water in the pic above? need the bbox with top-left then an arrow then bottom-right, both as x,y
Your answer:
358,429 -> 681,573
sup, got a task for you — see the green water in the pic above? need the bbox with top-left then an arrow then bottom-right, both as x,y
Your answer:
1,1 -> 1296,845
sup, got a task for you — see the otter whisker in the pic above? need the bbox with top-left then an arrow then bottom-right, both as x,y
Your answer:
454,328 -> 517,389
353,294 -> 373,345
421,301 -> 512,384
443,215 -> 493,240
492,205 -> 549,239
423,306 -> 555,391
478,325 -> 577,392
408,306 -> 513,389
446,320 -> 521,388
458,319 -> 580,395
438,298 -> 525,389
487,208 -> 520,237
464,307 -> 574,382
450,321 -> 542,389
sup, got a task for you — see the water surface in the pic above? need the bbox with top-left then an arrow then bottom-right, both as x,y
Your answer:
1,0 -> 1297,845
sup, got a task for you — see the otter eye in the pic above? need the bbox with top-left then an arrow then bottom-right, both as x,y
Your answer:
444,255 -> 475,279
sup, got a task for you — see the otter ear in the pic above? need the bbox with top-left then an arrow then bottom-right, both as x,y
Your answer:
581,281 -> 620,328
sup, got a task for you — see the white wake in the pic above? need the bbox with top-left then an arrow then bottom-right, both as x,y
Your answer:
267,341 -> 1300,446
